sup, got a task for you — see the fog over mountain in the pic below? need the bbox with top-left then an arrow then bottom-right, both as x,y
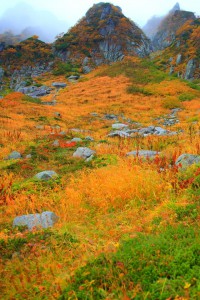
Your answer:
0,2 -> 69,42
0,0 -> 199,43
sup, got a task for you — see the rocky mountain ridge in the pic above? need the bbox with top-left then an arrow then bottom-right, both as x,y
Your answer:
0,1 -> 200,91
54,2 -> 151,72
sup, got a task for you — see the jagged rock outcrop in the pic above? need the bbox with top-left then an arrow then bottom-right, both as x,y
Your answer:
0,37 -> 54,91
152,9 -> 196,50
54,2 -> 151,70
184,59 -> 196,80
10,63 -> 53,91
0,67 -> 4,82
143,3 -> 181,41
169,2 -> 180,14
154,17 -> 200,80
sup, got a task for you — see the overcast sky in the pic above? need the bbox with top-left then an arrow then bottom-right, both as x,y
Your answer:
1,0 -> 200,27
0,0 -> 199,34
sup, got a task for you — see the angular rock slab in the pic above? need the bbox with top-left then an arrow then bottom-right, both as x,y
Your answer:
52,82 -> 67,88
35,170 -> 58,181
73,147 -> 95,159
175,154 -> 200,169
127,150 -> 160,158
13,211 -> 59,230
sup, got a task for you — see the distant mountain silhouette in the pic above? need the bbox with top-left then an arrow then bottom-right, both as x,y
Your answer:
0,2 -> 68,42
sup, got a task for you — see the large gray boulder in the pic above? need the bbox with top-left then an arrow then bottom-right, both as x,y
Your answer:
35,170 -> 58,181
13,211 -> 59,230
5,151 -> 22,160
127,150 -> 160,158
175,154 -> 200,169
73,147 -> 95,159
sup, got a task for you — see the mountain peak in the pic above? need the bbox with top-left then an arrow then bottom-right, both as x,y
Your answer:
86,2 -> 122,22
55,2 -> 151,69
169,2 -> 180,14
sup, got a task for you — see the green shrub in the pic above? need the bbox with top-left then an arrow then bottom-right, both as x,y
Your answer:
53,62 -> 80,76
179,93 -> 195,101
60,225 -> 200,299
22,95 -> 41,104
127,85 -> 152,95
162,96 -> 182,109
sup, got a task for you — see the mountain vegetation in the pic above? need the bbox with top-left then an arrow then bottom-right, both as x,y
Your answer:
0,2 -> 200,299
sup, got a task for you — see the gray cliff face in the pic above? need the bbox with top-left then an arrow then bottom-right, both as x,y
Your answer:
184,59 -> 196,80
55,2 -> 151,70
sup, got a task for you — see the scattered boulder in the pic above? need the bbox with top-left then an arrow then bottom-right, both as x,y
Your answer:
104,114 -> 118,120
5,151 -> 22,160
35,170 -> 58,181
85,136 -> 94,141
175,154 -> 200,169
68,75 -> 80,81
108,130 -> 130,138
26,154 -> 32,159
138,126 -> 174,136
90,112 -> 98,117
112,123 -> 129,130
17,85 -> 51,98
154,127 -> 168,135
52,140 -> 60,147
52,82 -> 67,88
71,138 -> 82,142
13,211 -> 59,230
73,147 -> 95,159
85,154 -> 94,162
126,150 -> 160,158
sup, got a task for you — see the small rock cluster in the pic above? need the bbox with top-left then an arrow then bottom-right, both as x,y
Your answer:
108,124 -> 177,138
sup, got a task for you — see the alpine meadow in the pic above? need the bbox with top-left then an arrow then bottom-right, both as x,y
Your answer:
0,2 -> 200,299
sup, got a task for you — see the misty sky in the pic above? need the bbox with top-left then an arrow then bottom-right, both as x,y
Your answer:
0,0 -> 199,41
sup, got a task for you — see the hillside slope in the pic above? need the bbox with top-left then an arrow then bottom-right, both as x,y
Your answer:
154,18 -> 200,79
0,57 -> 200,298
